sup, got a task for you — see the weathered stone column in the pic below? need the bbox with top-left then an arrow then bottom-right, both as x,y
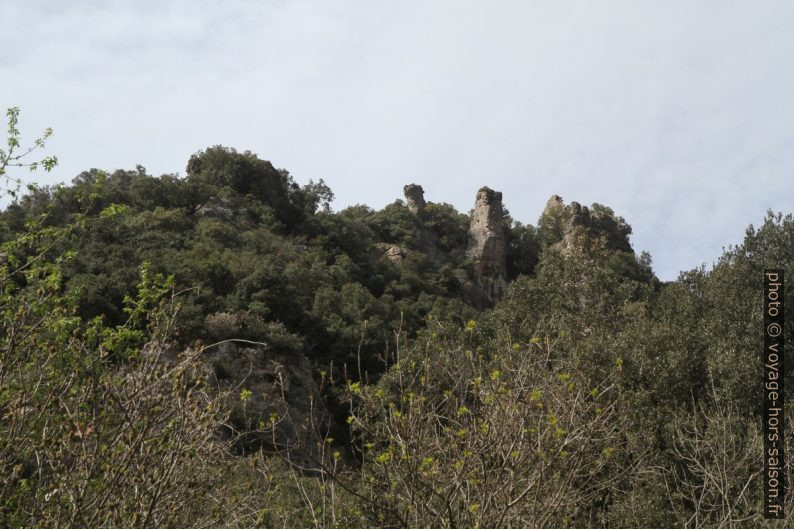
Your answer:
403,184 -> 426,214
466,187 -> 507,306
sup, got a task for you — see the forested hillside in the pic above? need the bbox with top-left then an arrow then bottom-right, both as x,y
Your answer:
1,120 -> 792,527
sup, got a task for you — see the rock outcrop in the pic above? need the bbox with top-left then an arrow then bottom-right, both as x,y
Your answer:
541,195 -> 633,254
195,195 -> 257,230
403,184 -> 427,214
400,184 -> 444,265
375,243 -> 408,265
544,194 -> 565,219
466,187 -> 507,307
205,341 -> 336,468
380,186 -> 634,308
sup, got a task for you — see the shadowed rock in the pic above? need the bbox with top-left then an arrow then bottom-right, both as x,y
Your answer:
403,184 -> 427,214
205,341 -> 337,469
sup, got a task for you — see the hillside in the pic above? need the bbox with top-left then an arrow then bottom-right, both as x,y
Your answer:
1,144 -> 792,527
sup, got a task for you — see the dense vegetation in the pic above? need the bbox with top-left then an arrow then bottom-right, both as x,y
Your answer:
1,109 -> 792,527
1,150 -> 486,372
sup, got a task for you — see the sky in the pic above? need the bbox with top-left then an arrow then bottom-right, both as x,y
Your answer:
2,0 -> 793,280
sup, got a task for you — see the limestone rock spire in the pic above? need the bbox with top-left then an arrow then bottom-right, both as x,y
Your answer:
466,187 -> 507,306
403,184 -> 426,214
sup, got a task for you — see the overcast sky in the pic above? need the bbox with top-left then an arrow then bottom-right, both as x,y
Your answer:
2,0 -> 793,280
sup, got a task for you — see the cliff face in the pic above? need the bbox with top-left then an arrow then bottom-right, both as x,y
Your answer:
541,195 -> 633,254
466,187 -> 507,307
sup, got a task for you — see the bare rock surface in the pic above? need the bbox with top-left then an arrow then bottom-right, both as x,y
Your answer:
376,243 -> 408,264
541,195 -> 633,255
403,183 -> 427,214
466,187 -> 507,307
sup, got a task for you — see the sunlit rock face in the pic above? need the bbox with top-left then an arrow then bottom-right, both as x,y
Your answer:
375,243 -> 408,265
466,187 -> 507,307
